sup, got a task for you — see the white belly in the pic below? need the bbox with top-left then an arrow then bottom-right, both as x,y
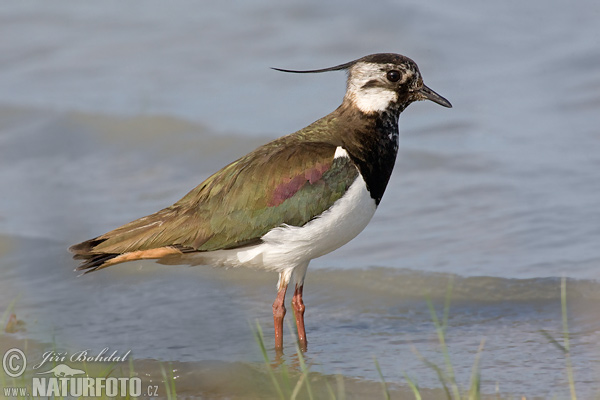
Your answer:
181,173 -> 377,273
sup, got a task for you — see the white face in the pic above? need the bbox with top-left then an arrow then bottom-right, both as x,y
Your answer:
344,62 -> 421,114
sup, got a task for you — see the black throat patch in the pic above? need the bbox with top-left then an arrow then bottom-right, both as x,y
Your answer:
341,108 -> 401,205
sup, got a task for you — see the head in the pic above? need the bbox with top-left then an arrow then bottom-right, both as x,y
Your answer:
273,53 -> 451,115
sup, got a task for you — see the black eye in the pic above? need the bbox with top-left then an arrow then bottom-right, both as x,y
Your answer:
386,70 -> 401,82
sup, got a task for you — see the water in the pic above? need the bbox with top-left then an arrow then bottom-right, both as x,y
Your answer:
1,0 -> 600,398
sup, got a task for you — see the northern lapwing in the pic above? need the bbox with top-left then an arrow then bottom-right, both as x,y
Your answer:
70,53 -> 451,352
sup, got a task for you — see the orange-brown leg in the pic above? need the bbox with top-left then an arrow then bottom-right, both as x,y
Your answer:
272,283 -> 288,352
292,284 -> 307,351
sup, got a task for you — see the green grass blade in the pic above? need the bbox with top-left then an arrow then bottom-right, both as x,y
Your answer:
336,373 -> 346,400
169,363 -> 177,400
403,373 -> 422,400
467,338 -> 485,400
323,377 -> 337,400
411,346 -> 452,400
159,362 -> 177,400
561,277 -> 577,400
442,277 -> 454,334
253,321 -> 285,400
290,322 -> 314,400
280,362 -> 292,396
126,357 -> 136,400
540,329 -> 566,353
290,373 -> 306,400
374,357 -> 390,400
427,291 -> 460,400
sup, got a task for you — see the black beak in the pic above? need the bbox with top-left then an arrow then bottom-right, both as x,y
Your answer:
419,84 -> 452,108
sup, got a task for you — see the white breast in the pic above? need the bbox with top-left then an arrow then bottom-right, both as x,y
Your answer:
246,171 -> 377,268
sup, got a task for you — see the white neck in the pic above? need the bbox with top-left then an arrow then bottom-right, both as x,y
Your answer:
346,87 -> 397,114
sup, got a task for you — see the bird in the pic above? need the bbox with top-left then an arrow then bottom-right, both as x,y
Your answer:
69,53 -> 451,352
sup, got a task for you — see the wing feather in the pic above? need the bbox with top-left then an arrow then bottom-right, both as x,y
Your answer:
71,140 -> 358,259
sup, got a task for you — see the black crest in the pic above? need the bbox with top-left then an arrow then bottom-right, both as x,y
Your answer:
272,53 -> 416,74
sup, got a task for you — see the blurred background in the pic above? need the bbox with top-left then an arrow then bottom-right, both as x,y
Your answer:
1,0 -> 599,398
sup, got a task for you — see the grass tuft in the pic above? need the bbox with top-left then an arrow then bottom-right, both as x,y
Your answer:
408,277 -> 485,400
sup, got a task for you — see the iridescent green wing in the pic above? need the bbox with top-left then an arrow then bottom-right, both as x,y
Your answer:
90,140 -> 358,253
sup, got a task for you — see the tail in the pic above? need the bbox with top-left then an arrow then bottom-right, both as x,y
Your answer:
69,207 -> 196,274
69,238 -> 121,274
69,237 -> 187,274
